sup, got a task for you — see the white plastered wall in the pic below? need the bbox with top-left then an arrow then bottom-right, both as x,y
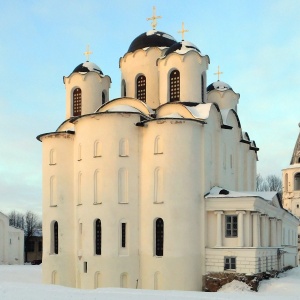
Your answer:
158,52 -> 208,105
41,133 -> 75,287
64,72 -> 110,119
120,48 -> 163,109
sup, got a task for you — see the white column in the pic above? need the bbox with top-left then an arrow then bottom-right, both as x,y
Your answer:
270,217 -> 277,247
252,212 -> 261,247
277,220 -> 282,246
237,211 -> 246,247
214,211 -> 224,247
260,214 -> 268,247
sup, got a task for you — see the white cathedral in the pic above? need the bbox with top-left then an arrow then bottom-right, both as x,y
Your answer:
37,12 -> 298,291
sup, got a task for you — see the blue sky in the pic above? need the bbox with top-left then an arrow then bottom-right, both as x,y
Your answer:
0,0 -> 299,216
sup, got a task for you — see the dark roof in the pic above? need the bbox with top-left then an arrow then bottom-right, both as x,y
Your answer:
127,30 -> 177,53
207,80 -> 233,92
72,61 -> 103,75
164,41 -> 200,56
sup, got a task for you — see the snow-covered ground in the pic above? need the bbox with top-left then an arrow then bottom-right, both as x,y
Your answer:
0,265 -> 299,300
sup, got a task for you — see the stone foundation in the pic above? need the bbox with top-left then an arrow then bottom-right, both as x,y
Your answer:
203,268 -> 293,292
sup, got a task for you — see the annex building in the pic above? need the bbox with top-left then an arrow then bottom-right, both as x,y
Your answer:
37,12 -> 299,291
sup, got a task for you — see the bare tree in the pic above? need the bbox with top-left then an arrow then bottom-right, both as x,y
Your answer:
256,174 -> 282,201
8,210 -> 24,229
256,174 -> 267,191
23,211 -> 42,263
265,175 -> 282,193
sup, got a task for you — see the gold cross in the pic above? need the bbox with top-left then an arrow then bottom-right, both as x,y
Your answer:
146,6 -> 162,30
83,45 -> 93,61
214,65 -> 223,81
178,22 -> 188,40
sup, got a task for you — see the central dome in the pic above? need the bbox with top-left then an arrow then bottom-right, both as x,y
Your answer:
127,30 -> 177,53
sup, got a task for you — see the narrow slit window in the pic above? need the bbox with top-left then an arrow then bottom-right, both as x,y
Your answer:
121,223 -> 126,248
54,221 -> 58,254
95,219 -> 101,255
155,218 -> 164,256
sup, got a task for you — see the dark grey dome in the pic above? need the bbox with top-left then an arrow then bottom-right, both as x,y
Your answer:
72,61 -> 103,75
164,40 -> 200,56
207,80 -> 233,92
127,30 -> 177,53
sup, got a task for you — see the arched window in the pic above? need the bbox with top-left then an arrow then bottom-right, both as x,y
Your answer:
94,272 -> 101,288
94,140 -> 102,157
52,270 -> 58,284
119,138 -> 129,157
73,88 -> 82,116
154,168 -> 163,203
154,136 -> 163,154
54,221 -> 58,254
95,219 -> 101,255
122,79 -> 126,97
154,271 -> 162,290
94,169 -> 102,204
285,173 -> 288,192
77,172 -> 82,205
102,91 -> 106,105
155,218 -> 164,256
118,168 -> 128,203
77,144 -> 82,161
294,173 -> 300,190
169,70 -> 180,102
136,75 -> 146,102
50,176 -> 57,206
49,149 -> 56,165
120,273 -> 128,288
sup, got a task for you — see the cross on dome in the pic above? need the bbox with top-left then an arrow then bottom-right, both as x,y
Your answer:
214,65 -> 223,81
83,45 -> 93,61
146,6 -> 162,30
178,22 -> 188,41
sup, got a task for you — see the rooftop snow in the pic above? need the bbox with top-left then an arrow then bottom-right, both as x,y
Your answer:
106,105 -> 142,113
207,80 -> 233,92
72,61 -> 103,75
206,186 -> 277,201
146,30 -> 176,41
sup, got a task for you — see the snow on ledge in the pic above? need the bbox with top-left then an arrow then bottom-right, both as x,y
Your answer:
106,105 -> 141,113
206,186 -> 277,201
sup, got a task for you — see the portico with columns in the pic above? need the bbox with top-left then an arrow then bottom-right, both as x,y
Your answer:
205,188 -> 298,274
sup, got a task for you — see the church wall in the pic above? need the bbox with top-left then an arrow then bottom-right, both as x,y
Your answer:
41,133 -> 75,287
120,48 -> 163,109
65,73 -> 110,119
0,213 -> 24,265
0,214 -> 8,264
139,120 -> 203,290
72,113 -> 140,289
8,227 -> 24,265
158,53 -> 207,104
